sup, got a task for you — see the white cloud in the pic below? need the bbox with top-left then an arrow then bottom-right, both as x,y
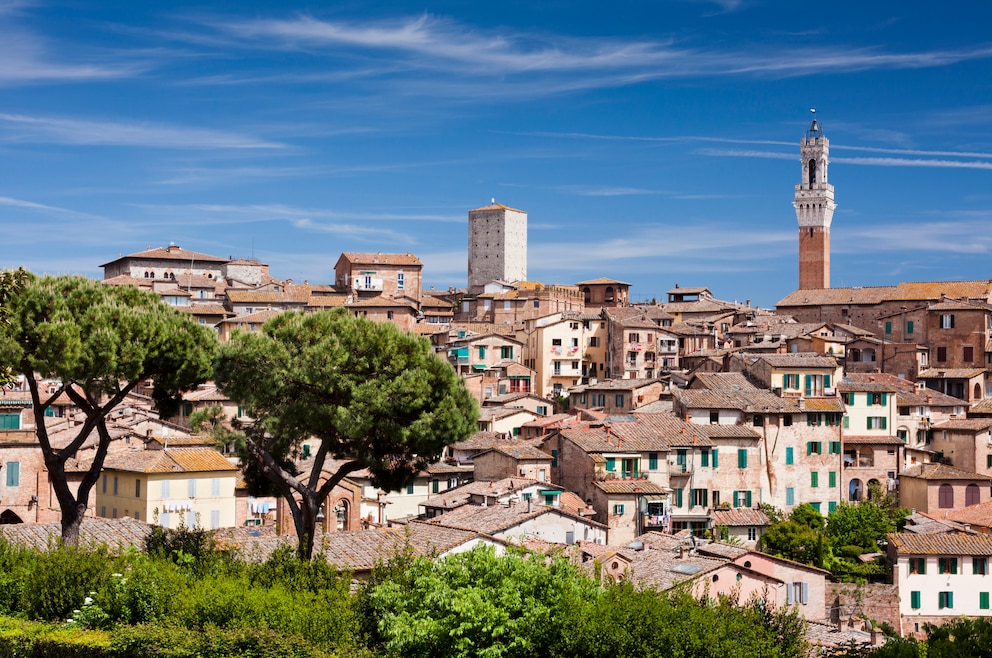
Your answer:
0,113 -> 285,149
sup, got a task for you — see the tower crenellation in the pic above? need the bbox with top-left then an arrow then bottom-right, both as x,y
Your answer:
794,111 -> 836,289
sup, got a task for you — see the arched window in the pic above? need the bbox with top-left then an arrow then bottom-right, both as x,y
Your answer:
336,499 -> 350,531
605,287 -> 615,303
867,479 -> 881,499
966,483 -> 981,506
0,509 -> 24,524
808,159 -> 817,186
582,287 -> 591,304
849,348 -> 861,362
975,383 -> 982,400
849,479 -> 863,502
938,483 -> 954,509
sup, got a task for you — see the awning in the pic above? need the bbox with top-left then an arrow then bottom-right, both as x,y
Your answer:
471,364 -> 487,370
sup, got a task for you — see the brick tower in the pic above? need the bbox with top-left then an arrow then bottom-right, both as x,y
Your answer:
794,111 -> 836,290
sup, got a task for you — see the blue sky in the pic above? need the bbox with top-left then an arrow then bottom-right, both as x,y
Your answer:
1,0 -> 990,307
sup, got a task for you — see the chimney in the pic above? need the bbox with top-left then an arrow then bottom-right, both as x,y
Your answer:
926,394 -> 933,404
527,497 -> 533,513
679,545 -> 687,559
798,397 -> 806,411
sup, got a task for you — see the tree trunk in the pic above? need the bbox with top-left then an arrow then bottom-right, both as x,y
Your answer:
295,494 -> 321,561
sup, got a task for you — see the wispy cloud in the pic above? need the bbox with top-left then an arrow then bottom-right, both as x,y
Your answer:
0,195 -> 106,220
839,219 -> 992,254
699,147 -> 992,170
0,113 -> 285,149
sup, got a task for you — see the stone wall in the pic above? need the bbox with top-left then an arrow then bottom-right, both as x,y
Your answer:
828,582 -> 901,633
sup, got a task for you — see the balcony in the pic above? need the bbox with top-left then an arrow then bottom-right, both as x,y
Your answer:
353,277 -> 384,291
668,461 -> 693,476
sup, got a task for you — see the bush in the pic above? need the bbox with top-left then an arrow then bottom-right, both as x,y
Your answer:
19,544 -> 113,621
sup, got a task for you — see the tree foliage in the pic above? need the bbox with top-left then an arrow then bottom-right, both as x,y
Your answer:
214,308 -> 478,559
0,274 -> 217,543
760,503 -> 825,567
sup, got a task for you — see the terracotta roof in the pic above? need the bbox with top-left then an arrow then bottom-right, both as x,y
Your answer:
897,389 -> 965,407
692,372 -> 757,390
101,275 -> 154,288
426,502 -> 604,537
575,277 -> 631,286
338,252 -> 422,266
345,296 -> 417,309
969,398 -> 992,414
101,246 -> 228,267
888,531 -> 992,556
917,368 -> 986,379
571,378 -> 659,392
0,517 -> 151,552
934,418 -> 992,431
902,511 -> 973,535
900,462 -> 992,481
841,435 -> 906,445
674,388 -> 804,414
218,309 -> 283,325
943,501 -> 992,528
693,424 -> 761,439
227,286 -> 311,304
469,202 -> 524,213
837,377 -> 899,393
592,479 -> 669,494
103,447 -> 237,473
480,445 -> 551,461
743,352 -> 839,369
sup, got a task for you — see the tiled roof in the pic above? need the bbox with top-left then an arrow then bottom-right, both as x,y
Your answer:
934,418 -> 992,431
571,378 -> 659,392
897,389 -> 965,407
593,479 -> 668,494
842,435 -> 906,445
902,511 -> 972,535
943,501 -> 992,528
674,388 -> 803,414
345,296 -> 417,309
426,502 -> 603,537
893,280 -> 992,301
693,424 -> 761,439
711,507 -> 770,527
102,246 -> 229,267
103,447 -> 237,473
218,309 -> 283,325
478,407 -> 534,422
918,368 -> 986,379
339,252 -> 422,266
837,376 -> 899,393
900,462 -> 992,481
666,286 -> 711,295
744,352 -> 839,369
227,286 -> 311,304
779,281 -> 992,308
0,517 -> 151,552
888,531 -> 992,556
470,202 -> 525,213
101,275 -> 153,288
803,397 -> 845,412
692,372 -> 757,390
575,277 -> 631,286
482,445 -> 552,461
970,398 -> 992,414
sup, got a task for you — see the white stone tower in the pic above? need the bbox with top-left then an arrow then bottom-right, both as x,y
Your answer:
467,201 -> 527,292
794,111 -> 836,290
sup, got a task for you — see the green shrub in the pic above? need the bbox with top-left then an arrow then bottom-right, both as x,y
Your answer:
19,544 -> 112,621
0,616 -> 112,658
111,622 -> 338,658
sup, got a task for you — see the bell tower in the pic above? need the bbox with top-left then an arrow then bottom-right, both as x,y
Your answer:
794,110 -> 836,289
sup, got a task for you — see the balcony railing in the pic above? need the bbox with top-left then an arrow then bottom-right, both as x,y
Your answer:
668,461 -> 693,475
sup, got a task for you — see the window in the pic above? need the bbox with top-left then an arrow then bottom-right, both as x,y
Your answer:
733,490 -> 752,508
828,501 -> 837,513
753,414 -> 764,427
709,410 -> 719,424
938,591 -> 953,610
938,484 -> 954,509
113,476 -> 119,495
869,392 -> 887,405
161,481 -> 170,498
981,592 -> 991,610
649,452 -> 658,470
431,479 -> 439,494
211,478 -> 220,497
210,510 -> 220,529
673,488 -> 683,508
974,557 -> 988,575
936,346 -> 947,362
188,479 -> 197,498
102,474 -> 107,494
938,557 -> 958,574
615,394 -> 625,409
967,483 -> 981,506
700,449 -> 710,467
867,416 -> 887,430
135,480 -> 141,497
829,441 -> 841,454
964,346 -> 975,362
785,447 -> 794,465
911,591 -> 921,610
396,272 -> 404,290
844,392 -> 856,405
406,483 -> 415,494
885,321 -> 892,335
628,333 -> 640,343
606,458 -> 616,472
536,405 -> 548,415
811,471 -> 819,488
907,320 -> 914,334
908,558 -> 926,575
500,346 -> 513,359
4,462 -> 19,487
691,489 -> 708,507
551,449 -> 558,467
737,449 -> 748,468
783,415 -> 792,427
748,527 -> 757,541
829,471 -> 837,488
613,504 -> 625,515
940,314 -> 955,329
786,487 -> 795,506
810,502 -> 821,512
807,441 -> 822,455
711,449 -> 718,469
783,373 -> 800,389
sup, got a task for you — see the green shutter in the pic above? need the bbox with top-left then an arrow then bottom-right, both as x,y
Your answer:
675,489 -> 683,507
829,471 -> 837,487
786,447 -> 794,465
786,487 -> 795,506
843,415 -> 849,429
811,472 -> 819,488
885,321 -> 892,334
648,453 -> 657,470
738,448 -> 747,469
700,449 -> 709,467
881,417 -> 887,430
606,458 -> 615,472
551,450 -> 558,467
712,449 -> 718,469
880,393 -> 887,405
745,491 -> 752,507
733,491 -> 740,507
828,501 -> 837,512
824,374 -> 831,388
907,320 -> 914,334
5,462 -> 19,487
804,374 -> 812,396
807,442 -> 813,456
911,591 -> 921,609
867,394 -> 873,407
981,592 -> 990,610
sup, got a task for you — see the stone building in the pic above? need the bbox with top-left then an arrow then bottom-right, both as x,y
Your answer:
467,202 -> 527,293
794,114 -> 835,290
